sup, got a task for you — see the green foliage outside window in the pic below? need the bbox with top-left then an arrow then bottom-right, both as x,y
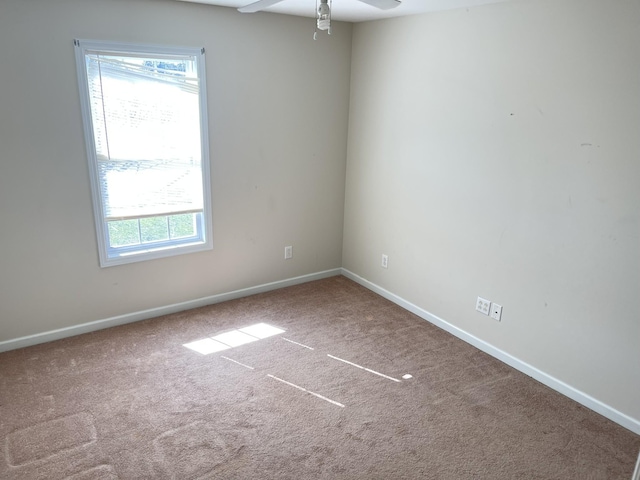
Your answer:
108,214 -> 196,247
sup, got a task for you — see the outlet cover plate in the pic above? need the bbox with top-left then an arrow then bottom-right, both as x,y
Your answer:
476,296 -> 490,315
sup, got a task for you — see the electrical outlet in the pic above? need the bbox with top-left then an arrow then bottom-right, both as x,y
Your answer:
284,246 -> 292,259
381,254 -> 388,269
491,303 -> 502,321
476,296 -> 490,315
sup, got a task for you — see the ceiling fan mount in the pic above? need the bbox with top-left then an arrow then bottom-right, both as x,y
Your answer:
238,0 -> 403,31
238,0 -> 401,14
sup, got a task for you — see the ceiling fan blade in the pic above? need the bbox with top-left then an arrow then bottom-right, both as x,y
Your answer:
357,0 -> 401,10
238,0 -> 285,13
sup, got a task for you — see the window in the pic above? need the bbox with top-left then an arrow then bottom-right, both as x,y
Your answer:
74,39 -> 212,267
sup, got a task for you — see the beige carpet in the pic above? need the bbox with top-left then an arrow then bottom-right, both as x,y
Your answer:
0,276 -> 638,479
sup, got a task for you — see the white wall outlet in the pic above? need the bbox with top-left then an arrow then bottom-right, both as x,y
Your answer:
284,245 -> 293,259
491,303 -> 503,321
476,296 -> 491,315
381,254 -> 388,269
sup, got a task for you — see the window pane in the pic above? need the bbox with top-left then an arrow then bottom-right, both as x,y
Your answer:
169,213 -> 196,239
108,219 -> 141,247
140,216 -> 169,243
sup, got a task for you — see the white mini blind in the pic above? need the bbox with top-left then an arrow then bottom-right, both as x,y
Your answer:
84,51 -> 203,221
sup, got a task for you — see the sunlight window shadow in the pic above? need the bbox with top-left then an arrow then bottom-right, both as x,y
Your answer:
183,323 -> 285,355
183,338 -> 230,355
239,323 -> 285,339
212,330 -> 258,347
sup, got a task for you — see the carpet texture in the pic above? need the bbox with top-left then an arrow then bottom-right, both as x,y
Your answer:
0,276 -> 638,479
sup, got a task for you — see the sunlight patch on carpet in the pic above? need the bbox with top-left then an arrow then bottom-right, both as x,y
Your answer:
281,337 -> 315,350
183,338 -> 230,355
183,323 -> 285,355
221,356 -> 255,370
239,323 -> 285,339
212,330 -> 259,348
267,374 -> 345,408
327,354 -> 401,383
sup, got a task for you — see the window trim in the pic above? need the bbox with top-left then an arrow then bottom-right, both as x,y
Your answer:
74,39 -> 213,267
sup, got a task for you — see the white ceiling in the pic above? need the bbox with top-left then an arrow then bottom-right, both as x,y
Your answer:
176,0 -> 513,23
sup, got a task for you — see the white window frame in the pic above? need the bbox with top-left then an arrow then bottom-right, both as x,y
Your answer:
74,39 -> 213,267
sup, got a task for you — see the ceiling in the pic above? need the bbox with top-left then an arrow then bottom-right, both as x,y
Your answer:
176,0 -> 513,23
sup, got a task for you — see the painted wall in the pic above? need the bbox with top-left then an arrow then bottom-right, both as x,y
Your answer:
0,0 -> 351,342
344,0 -> 639,422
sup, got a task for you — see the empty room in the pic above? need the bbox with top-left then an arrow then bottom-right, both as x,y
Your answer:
0,0 -> 639,478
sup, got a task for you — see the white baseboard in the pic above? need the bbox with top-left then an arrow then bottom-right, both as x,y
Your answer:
0,268 -> 342,354
341,268 -> 640,436
633,450 -> 640,480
